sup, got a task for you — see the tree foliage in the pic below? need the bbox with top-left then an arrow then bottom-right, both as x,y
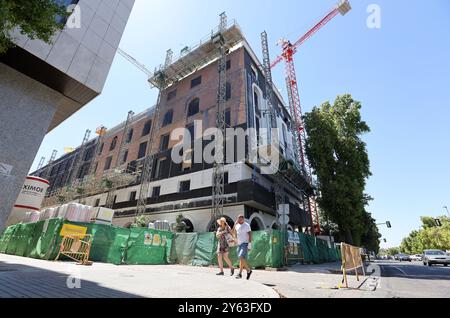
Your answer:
0,0 -> 68,54
304,94 -> 380,251
400,216 -> 450,254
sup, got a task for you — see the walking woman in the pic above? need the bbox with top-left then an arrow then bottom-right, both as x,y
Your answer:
216,217 -> 235,276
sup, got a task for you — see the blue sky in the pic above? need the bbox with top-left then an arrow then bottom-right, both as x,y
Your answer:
31,0 -> 450,248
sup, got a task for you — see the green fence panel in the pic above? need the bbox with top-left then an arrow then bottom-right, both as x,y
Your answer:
170,233 -> 198,265
14,223 -> 37,257
124,228 -> 172,265
248,231 -> 272,268
5,223 -> 26,255
63,222 -> 127,265
0,224 -> 19,254
192,232 -> 216,266
268,230 -> 283,268
29,218 -> 64,260
25,221 -> 46,258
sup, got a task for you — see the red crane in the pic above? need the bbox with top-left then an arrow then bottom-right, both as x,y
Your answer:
271,0 -> 351,234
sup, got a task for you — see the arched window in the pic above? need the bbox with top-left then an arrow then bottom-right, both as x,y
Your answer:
162,110 -> 173,127
126,128 -> 134,143
188,98 -> 200,117
142,120 -> 152,136
226,82 -> 231,100
109,136 -> 118,151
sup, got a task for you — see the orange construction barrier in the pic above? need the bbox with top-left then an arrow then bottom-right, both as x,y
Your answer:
55,234 -> 93,265
340,242 -> 365,288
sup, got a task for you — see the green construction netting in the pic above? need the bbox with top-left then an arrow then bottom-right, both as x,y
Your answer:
192,232 -> 216,266
124,228 -> 173,265
0,220 -> 339,268
202,230 -> 283,268
63,221 -> 130,265
28,218 -> 65,260
0,224 -> 18,253
170,233 -> 198,265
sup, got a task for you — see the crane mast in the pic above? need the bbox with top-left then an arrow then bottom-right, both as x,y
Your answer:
271,0 -> 351,234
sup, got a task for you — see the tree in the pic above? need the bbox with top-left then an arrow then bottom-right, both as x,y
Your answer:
304,94 -> 375,248
400,216 -> 450,254
386,247 -> 400,256
0,0 -> 68,54
175,214 -> 187,233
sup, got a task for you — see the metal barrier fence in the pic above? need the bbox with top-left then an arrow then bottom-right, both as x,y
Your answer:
55,234 -> 93,265
340,242 -> 365,288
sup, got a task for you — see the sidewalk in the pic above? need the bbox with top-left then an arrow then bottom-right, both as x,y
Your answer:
0,254 -> 278,298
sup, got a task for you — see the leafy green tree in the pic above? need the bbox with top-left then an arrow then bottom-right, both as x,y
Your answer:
400,216 -> 450,253
386,247 -> 400,256
175,214 -> 187,233
304,94 -> 375,247
0,0 -> 68,54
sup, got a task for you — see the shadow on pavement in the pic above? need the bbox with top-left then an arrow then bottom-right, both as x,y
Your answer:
0,260 -> 142,298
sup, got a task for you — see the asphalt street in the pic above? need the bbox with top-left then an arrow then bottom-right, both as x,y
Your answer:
368,261 -> 450,298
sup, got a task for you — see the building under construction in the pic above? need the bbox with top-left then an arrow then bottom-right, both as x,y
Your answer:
32,16 -> 319,233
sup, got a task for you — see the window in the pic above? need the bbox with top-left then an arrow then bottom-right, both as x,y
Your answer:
142,120 -> 152,136
186,123 -> 195,143
224,172 -> 229,184
179,180 -> 191,193
226,60 -> 231,70
152,186 -> 161,197
191,76 -> 202,88
104,156 -> 112,171
162,110 -> 173,127
138,142 -> 147,159
188,98 -> 200,117
226,83 -> 231,101
167,90 -> 177,101
154,158 -> 166,179
126,129 -> 134,143
122,150 -> 129,164
129,191 -> 137,202
94,198 -> 100,207
254,91 -> 259,112
225,109 -> 231,127
98,143 -> 104,155
84,147 -> 94,161
160,134 -> 170,151
110,136 -> 118,151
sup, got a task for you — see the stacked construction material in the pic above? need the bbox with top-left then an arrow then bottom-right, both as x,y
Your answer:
38,203 -> 95,223
22,211 -> 40,224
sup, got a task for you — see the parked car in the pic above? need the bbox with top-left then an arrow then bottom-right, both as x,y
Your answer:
410,254 -> 423,261
423,250 -> 450,266
397,253 -> 411,262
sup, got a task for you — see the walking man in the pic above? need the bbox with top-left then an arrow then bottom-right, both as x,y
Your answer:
234,214 -> 253,280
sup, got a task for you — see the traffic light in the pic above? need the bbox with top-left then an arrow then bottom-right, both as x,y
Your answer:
386,221 -> 391,228
435,219 -> 442,227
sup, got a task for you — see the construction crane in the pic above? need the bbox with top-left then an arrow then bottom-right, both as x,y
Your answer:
270,0 -> 351,234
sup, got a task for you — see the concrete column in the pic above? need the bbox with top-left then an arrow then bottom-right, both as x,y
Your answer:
0,63 -> 60,231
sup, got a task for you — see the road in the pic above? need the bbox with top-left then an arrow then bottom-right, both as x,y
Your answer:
368,261 -> 450,298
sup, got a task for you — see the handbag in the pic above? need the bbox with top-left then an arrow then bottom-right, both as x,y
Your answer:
225,233 -> 237,247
